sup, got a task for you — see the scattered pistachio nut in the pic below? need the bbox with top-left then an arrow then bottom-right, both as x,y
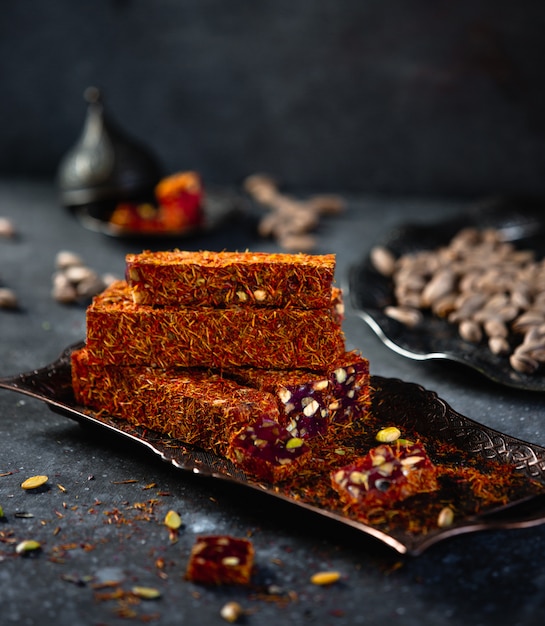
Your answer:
64,265 -> 95,283
0,217 -> 16,238
370,245 -> 396,277
56,250 -> 84,269
15,539 -> 42,555
437,506 -> 455,527
131,586 -> 162,600
220,601 -> 244,623
459,319 -> 482,343
52,250 -> 116,304
310,570 -> 342,586
0,287 -> 18,309
376,427 -> 401,443
21,475 -> 49,490
76,273 -> 107,299
164,509 -> 182,530
384,305 -> 422,327
286,437 -> 305,450
489,335 -> 510,355
0,505 -> 4,518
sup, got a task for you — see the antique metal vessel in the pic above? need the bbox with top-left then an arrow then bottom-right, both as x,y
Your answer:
57,87 -> 163,217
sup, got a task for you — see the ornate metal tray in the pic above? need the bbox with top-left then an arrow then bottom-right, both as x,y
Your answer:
2,343 -> 545,555
348,197 -> 545,391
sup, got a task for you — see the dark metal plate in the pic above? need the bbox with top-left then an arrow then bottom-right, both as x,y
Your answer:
347,197 -> 545,391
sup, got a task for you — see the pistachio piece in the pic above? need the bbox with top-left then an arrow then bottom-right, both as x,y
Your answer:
286,437 -> 305,450
164,510 -> 182,530
220,601 -> 244,623
0,288 -> 18,309
310,570 -> 342,586
437,506 -> 455,527
21,475 -> 48,490
15,539 -> 41,555
131,586 -> 161,600
376,427 -> 401,443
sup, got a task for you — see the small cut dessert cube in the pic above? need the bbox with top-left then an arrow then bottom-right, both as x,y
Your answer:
227,416 -> 310,483
186,535 -> 255,585
331,441 -> 438,509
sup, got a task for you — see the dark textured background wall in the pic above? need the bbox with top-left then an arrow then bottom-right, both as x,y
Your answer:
1,1 -> 545,196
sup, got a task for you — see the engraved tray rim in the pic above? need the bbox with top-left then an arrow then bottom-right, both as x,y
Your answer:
2,342 -> 545,556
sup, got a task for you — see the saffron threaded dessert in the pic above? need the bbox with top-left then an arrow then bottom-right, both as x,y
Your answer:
85,280 -> 345,370
73,249 -> 375,485
71,346 -> 280,456
125,250 -> 336,308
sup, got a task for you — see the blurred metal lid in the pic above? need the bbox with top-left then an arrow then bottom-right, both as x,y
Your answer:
57,87 -> 163,206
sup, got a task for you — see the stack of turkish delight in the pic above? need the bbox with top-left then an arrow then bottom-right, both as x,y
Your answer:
71,250 -> 370,482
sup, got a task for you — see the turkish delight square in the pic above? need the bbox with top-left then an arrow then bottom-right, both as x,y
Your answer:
186,535 -> 255,585
226,416 -> 310,483
331,441 -> 438,509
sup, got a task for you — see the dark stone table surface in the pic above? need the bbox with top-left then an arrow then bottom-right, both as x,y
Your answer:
1,179 -> 545,625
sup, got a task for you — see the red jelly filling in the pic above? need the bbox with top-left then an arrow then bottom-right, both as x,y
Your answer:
328,356 -> 370,424
280,381 -> 330,438
227,417 -> 309,482
186,535 -> 254,585
280,355 -> 370,438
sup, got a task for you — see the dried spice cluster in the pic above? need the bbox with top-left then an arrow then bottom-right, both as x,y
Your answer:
108,171 -> 204,235
73,250 -> 371,484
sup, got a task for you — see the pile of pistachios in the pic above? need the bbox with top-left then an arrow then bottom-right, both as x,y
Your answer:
371,227 -> 545,374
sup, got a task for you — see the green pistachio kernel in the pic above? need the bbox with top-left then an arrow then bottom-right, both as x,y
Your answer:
437,506 -> 455,528
21,475 -> 49,490
15,539 -> 41,555
376,427 -> 401,443
286,437 -> 304,450
131,586 -> 161,600
164,510 -> 182,530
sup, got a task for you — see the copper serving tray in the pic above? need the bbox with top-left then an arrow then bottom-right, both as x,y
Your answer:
2,343 -> 545,556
